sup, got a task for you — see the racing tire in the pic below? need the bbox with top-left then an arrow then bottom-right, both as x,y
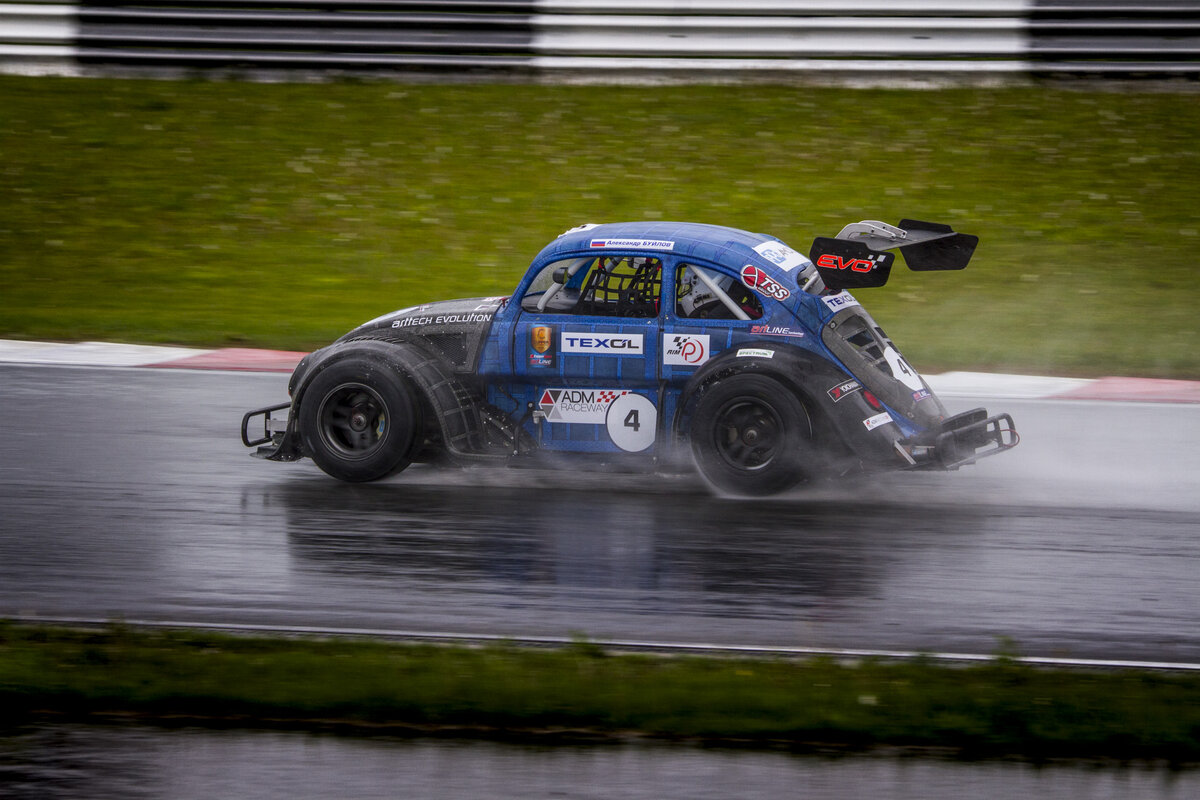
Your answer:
298,357 -> 422,483
689,374 -> 813,496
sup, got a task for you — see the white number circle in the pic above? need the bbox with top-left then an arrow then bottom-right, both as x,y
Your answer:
606,393 -> 657,452
883,346 -> 924,392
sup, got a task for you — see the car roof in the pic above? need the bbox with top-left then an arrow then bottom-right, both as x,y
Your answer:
535,221 -> 793,272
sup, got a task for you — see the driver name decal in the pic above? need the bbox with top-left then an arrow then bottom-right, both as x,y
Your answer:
590,239 -> 675,250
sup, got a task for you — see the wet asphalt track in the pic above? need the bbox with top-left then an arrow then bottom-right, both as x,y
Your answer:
1,363 -> 1199,662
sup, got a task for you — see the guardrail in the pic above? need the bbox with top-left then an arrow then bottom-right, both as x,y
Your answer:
2,0 -> 1198,80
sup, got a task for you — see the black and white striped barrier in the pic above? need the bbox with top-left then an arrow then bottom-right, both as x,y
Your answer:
3,1 -> 1198,80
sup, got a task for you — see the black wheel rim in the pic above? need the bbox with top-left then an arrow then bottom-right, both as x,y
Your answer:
712,398 -> 782,471
316,383 -> 389,460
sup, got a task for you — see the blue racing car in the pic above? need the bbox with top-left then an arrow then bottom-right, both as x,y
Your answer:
242,220 -> 1017,495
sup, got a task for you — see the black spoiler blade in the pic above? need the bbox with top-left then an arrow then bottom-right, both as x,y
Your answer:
809,219 -> 978,290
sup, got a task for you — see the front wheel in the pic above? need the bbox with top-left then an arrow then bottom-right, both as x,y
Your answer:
298,357 -> 422,482
689,374 -> 813,496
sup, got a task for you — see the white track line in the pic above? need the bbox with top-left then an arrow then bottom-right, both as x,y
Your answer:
13,616 -> 1200,672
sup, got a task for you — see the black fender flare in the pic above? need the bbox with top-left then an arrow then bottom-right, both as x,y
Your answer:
673,342 -> 875,461
288,338 -> 486,460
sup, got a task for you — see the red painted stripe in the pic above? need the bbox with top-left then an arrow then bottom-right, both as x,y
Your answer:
148,347 -> 306,373
1052,376 -> 1200,404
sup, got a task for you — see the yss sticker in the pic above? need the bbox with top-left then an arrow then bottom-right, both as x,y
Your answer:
740,265 -> 791,301
606,393 -> 656,452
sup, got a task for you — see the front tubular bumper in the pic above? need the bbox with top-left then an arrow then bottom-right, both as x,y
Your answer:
240,402 -> 303,461
897,407 -> 1018,470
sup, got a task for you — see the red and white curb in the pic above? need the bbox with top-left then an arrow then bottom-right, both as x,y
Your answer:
2,338 -> 1199,403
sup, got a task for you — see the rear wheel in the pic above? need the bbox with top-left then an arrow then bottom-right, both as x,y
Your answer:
689,375 -> 813,496
298,357 -> 422,482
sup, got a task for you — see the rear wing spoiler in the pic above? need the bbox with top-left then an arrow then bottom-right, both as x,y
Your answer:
808,219 -> 978,291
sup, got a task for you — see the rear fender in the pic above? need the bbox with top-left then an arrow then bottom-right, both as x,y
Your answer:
675,343 -> 906,467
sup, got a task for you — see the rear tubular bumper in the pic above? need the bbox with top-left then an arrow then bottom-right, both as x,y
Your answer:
898,407 -> 1019,470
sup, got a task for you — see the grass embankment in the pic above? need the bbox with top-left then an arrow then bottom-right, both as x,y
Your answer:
3,624 -> 1200,761
1,77 -> 1199,377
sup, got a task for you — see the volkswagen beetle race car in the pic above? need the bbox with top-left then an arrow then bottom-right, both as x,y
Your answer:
242,220 -> 1017,495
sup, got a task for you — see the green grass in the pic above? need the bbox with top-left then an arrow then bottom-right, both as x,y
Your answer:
3,624 -> 1200,761
2,77 -> 1199,376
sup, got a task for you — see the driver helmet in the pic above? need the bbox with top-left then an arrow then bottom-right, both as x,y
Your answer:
678,266 -> 734,317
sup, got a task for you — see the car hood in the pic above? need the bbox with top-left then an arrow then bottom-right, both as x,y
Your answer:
335,296 -> 507,372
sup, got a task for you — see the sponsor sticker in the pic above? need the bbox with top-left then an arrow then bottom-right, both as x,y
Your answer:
821,291 -> 860,313
740,265 -> 791,301
827,379 -> 862,402
528,325 -> 554,368
815,252 -> 887,274
749,323 -> 805,338
912,388 -> 932,403
736,348 -> 774,359
863,412 -> 893,432
752,240 -> 810,273
561,332 -> 644,356
663,334 -> 710,367
560,223 -> 600,237
538,387 -> 628,424
391,312 -> 492,329
590,238 -> 675,250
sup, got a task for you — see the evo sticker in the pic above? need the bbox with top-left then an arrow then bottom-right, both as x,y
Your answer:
590,238 -> 675,250
863,412 -> 894,432
737,348 -> 774,359
740,265 -> 791,301
561,332 -> 644,356
883,346 -> 924,391
752,240 -> 810,272
538,388 -> 628,424
606,393 -> 657,452
821,291 -> 860,313
663,333 -> 710,367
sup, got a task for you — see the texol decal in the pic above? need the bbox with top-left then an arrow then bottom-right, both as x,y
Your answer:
538,388 -> 628,424
662,334 -> 710,367
740,265 -> 791,301
561,332 -> 644,355
752,240 -> 810,272
863,412 -> 894,431
590,239 -> 675,250
736,348 -> 774,359
529,325 -> 554,368
827,379 -> 862,402
821,292 -> 860,313
749,323 -> 805,337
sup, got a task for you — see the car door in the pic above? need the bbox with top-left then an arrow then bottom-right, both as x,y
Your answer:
509,253 -> 663,454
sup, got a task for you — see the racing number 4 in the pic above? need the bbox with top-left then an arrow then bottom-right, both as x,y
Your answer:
624,408 -> 640,432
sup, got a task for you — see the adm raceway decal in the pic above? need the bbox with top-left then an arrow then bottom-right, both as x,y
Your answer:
538,388 -> 656,452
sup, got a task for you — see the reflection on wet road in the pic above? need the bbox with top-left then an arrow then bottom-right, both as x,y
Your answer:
1,365 -> 1199,661
4,724 -> 1198,800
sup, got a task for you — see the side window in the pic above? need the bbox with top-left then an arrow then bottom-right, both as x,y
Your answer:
521,256 -> 662,318
676,264 -> 763,320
